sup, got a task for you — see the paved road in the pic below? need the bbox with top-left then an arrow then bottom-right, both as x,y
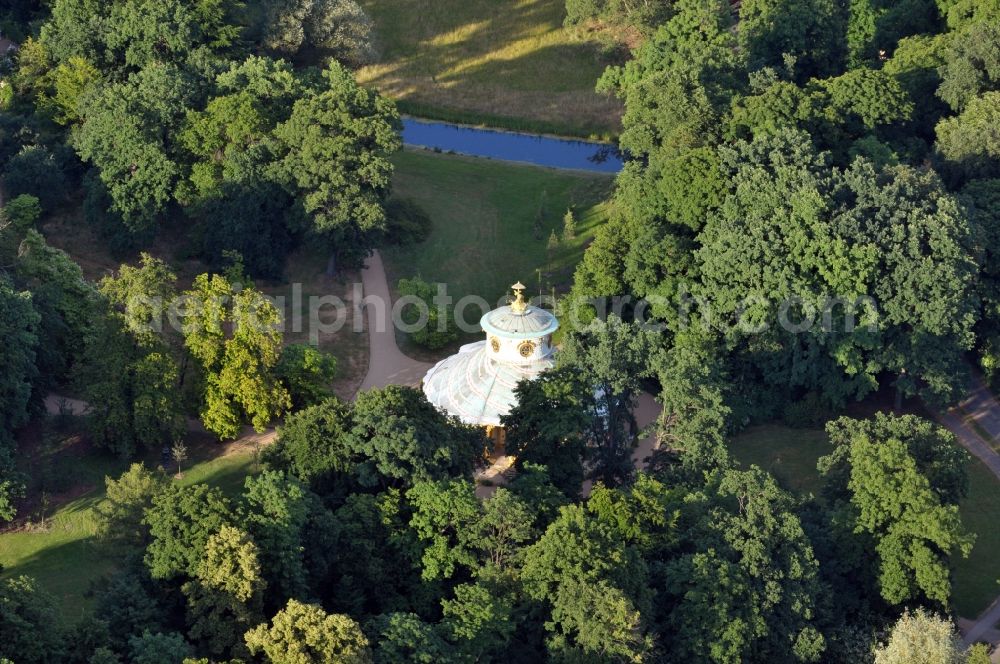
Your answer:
357,251 -> 433,392
43,250 -> 433,446
961,374 -> 1000,448
935,373 -> 1000,652
939,410 -> 1000,480
937,410 -> 1000,651
961,597 -> 1000,651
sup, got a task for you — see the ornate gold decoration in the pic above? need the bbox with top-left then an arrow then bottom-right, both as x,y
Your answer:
490,337 -> 500,353
510,281 -> 527,314
518,340 -> 536,358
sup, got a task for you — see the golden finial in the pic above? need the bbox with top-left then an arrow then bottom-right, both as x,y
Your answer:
510,281 -> 527,313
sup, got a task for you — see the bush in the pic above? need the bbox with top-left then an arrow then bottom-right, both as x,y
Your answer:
397,276 -> 458,350
3,194 -> 40,229
0,194 -> 40,257
384,197 -> 432,246
565,0 -> 605,27
782,392 -> 832,429
564,0 -> 672,32
276,344 -> 338,410
3,145 -> 67,211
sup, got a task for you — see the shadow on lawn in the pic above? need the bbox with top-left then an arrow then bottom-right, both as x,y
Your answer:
0,535 -> 116,623
359,0 -> 622,133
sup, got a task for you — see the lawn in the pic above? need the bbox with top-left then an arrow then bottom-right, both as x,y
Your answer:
382,148 -> 614,313
0,428 -> 260,624
729,423 -> 1000,619
729,424 -> 831,496
952,459 -> 1000,617
356,0 -> 624,137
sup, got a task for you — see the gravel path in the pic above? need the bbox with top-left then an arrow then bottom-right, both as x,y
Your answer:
357,251 -> 434,391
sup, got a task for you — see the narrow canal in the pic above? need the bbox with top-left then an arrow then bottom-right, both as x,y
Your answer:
401,117 -> 624,173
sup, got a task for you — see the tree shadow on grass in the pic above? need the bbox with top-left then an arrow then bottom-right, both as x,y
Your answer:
358,0 -> 620,131
0,536 -> 118,624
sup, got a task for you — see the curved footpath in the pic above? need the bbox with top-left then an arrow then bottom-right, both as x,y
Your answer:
357,251 -> 434,391
939,372 -> 1000,656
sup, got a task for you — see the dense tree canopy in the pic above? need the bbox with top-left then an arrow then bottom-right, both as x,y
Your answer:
661,468 -> 826,663
3,0 -> 1000,661
0,576 -> 66,664
0,277 -> 40,437
271,61 -> 400,265
26,0 -> 399,268
78,255 -> 184,457
143,483 -> 235,580
249,0 -> 376,65
182,525 -> 265,658
502,367 -> 592,496
264,397 -> 356,493
348,386 -> 483,489
558,315 -> 659,485
820,414 -> 973,605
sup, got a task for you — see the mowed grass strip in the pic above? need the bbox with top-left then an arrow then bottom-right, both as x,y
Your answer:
729,423 -> 1000,619
357,0 -> 623,137
381,148 -> 614,309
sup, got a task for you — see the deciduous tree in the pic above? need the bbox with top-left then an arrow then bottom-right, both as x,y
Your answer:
252,0 -> 375,65
502,367 -> 591,497
276,343 -> 338,409
80,257 -> 183,458
183,272 -> 291,439
820,414 -> 974,605
271,61 -> 400,267
143,483 -> 234,580
240,470 -> 310,601
94,463 -> 168,547
662,469 -> 826,663
0,276 -> 39,437
558,315 -> 657,486
244,599 -> 372,664
937,21 -> 1000,112
2,145 -> 68,212
406,479 -> 481,581
874,609 -> 965,664
396,277 -> 458,350
264,397 -> 356,494
182,526 -> 265,658
348,386 -> 482,489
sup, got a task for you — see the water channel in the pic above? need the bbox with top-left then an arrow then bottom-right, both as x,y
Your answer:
401,117 -> 624,173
